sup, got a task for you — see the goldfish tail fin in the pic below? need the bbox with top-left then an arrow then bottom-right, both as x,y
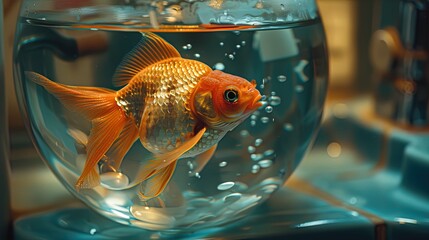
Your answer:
26,71 -> 117,119
105,121 -> 139,170
75,109 -> 128,189
26,71 -> 130,190
77,167 -> 100,189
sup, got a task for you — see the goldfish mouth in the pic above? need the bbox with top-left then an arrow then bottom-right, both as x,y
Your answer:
249,94 -> 263,111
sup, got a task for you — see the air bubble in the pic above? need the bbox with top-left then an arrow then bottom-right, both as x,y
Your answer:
269,96 -> 281,106
217,182 -> 235,191
236,45 -> 241,49
262,184 -> 278,194
219,42 -> 224,46
219,161 -> 228,167
250,120 -> 256,127
250,153 -> 263,161
283,123 -> 294,131
264,149 -> 275,157
228,54 -> 235,60
265,106 -> 273,113
100,172 -> 129,190
278,75 -> 287,82
187,161 -> 194,170
194,53 -> 201,58
214,62 -> 225,71
241,41 -> 246,46
248,146 -> 256,154
251,165 -> 260,174
224,193 -> 242,203
262,77 -> 270,84
240,130 -> 249,137
182,43 -> 192,50
261,117 -> 270,123
295,85 -> 304,93
194,172 -> 201,178
255,138 -> 263,147
258,159 -> 273,168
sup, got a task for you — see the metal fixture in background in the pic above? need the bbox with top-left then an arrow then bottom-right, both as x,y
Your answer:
371,0 -> 429,126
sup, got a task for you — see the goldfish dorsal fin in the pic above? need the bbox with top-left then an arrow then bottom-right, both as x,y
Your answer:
112,32 -> 181,87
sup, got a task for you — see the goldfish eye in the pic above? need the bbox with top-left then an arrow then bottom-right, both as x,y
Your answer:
224,89 -> 239,103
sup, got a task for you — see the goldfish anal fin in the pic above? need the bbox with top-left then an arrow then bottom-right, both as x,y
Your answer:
193,143 -> 217,175
112,32 -> 181,87
138,160 -> 178,201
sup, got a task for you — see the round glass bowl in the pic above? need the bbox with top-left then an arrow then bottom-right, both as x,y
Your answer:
14,0 -> 328,233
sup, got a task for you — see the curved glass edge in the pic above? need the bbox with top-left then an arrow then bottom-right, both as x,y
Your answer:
20,0 -> 319,29
0,0 -> 11,237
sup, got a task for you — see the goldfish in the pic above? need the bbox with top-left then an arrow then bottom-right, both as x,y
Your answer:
26,32 -> 262,200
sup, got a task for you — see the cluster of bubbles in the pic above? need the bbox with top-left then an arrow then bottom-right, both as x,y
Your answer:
247,138 -> 276,174
242,74 -> 296,174
237,130 -> 276,175
249,74 -> 294,128
182,43 -> 201,59
219,38 -> 246,61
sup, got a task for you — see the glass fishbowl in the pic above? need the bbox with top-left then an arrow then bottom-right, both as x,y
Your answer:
14,0 -> 328,233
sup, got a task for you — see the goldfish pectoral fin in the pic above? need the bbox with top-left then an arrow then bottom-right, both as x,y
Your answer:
112,32 -> 181,87
75,110 -> 128,191
76,167 -> 100,190
105,122 -> 139,170
138,160 -> 178,201
192,144 -> 218,175
128,127 -> 207,189
153,127 -> 207,170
